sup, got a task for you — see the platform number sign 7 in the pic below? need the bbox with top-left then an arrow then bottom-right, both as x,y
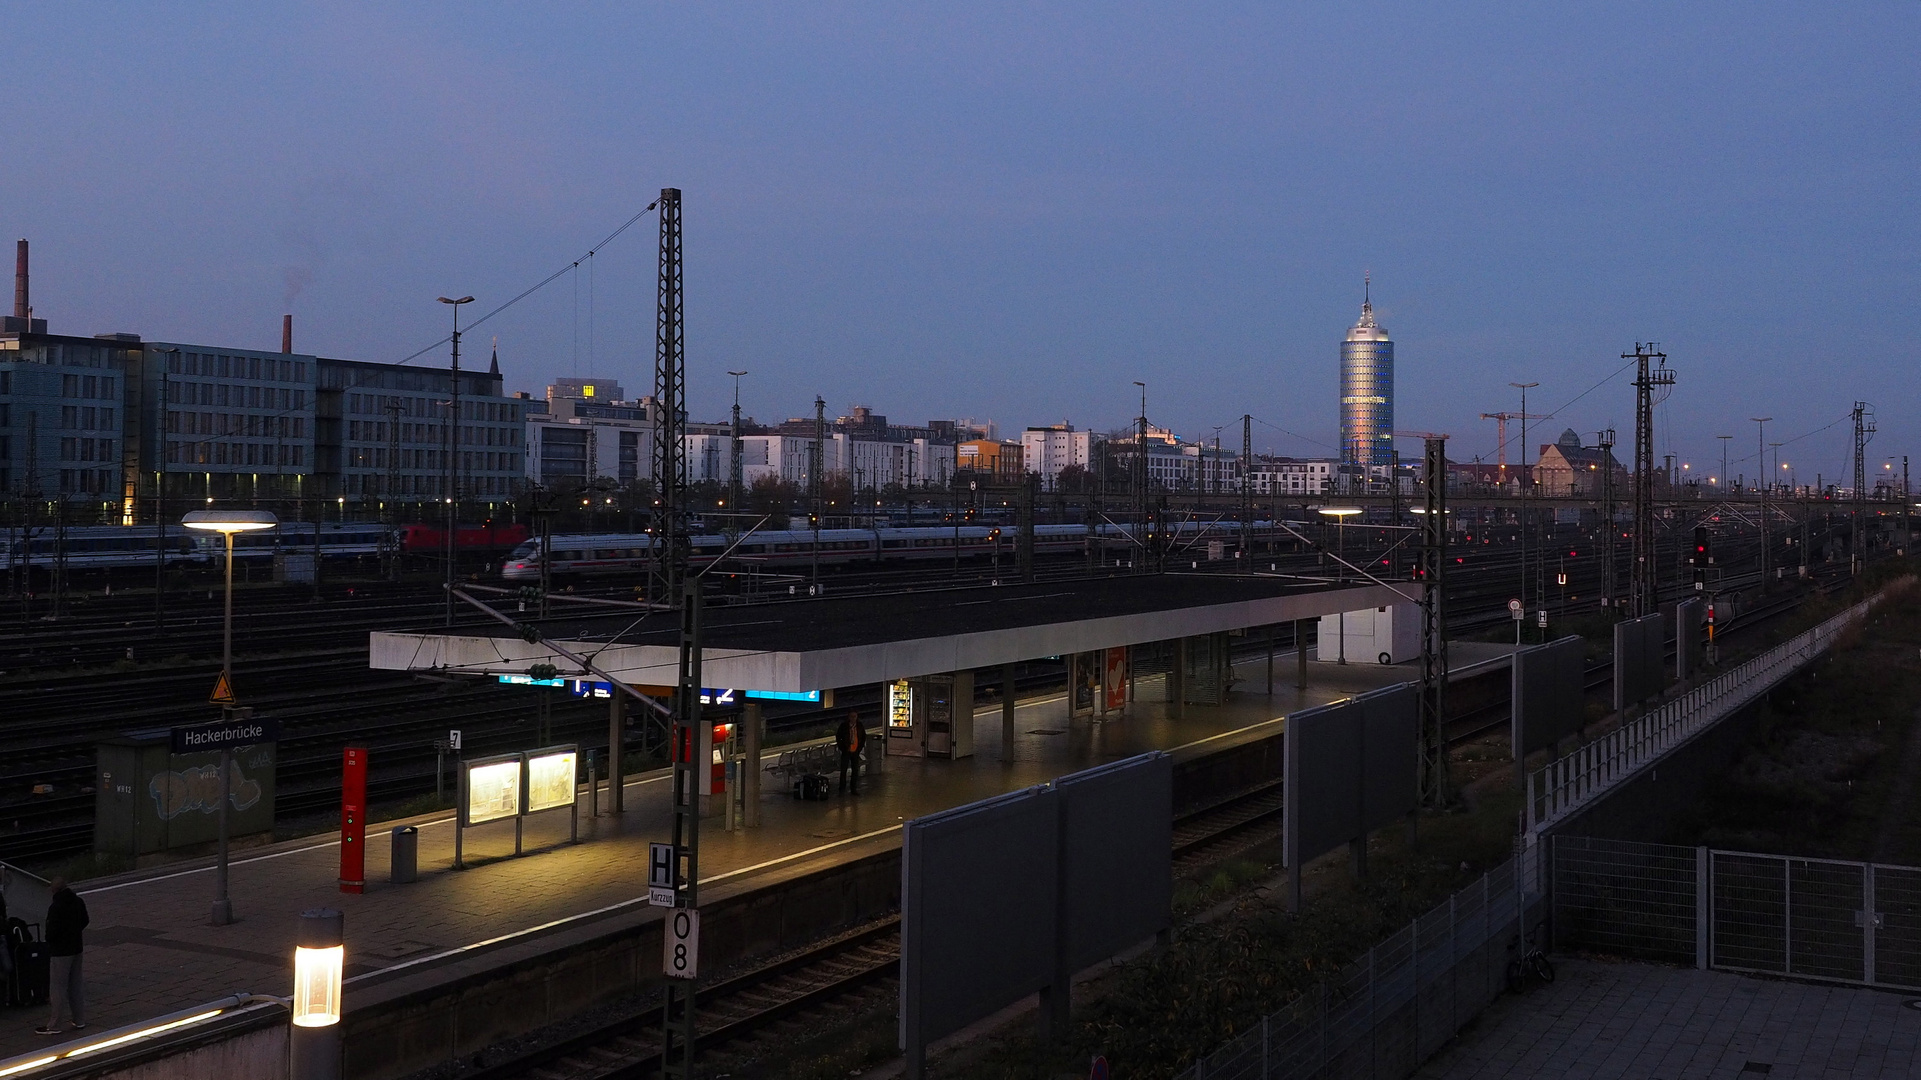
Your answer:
664,908 -> 700,980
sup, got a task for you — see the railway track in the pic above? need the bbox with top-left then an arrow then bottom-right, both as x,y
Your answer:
455,773 -> 1310,1080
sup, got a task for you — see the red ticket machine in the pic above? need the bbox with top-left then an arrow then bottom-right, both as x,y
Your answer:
340,746 -> 367,893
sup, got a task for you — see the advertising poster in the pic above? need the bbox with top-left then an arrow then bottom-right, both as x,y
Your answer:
1104,647 -> 1128,712
525,749 -> 577,814
466,759 -> 522,824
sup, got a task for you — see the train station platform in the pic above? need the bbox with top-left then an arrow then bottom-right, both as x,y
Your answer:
0,642 -> 1511,1076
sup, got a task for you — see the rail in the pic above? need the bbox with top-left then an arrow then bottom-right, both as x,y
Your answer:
1526,584 -> 1902,833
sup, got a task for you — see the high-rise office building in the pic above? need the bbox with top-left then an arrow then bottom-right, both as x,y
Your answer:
1340,280 -> 1394,481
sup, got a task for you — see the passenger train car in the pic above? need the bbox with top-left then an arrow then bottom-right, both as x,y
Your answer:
499,521 -> 1289,581
0,525 -> 209,572
0,523 -> 397,571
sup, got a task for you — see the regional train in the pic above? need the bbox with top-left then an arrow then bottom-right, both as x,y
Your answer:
499,521 -> 1292,581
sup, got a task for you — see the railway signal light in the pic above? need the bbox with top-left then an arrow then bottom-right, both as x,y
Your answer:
1690,526 -> 1711,566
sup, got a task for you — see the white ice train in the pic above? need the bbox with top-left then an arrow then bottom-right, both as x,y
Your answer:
499,521 -> 1292,581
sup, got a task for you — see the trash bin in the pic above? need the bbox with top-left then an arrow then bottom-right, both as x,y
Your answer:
390,825 -> 418,884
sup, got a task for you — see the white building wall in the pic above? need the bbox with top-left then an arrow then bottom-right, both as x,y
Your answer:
1022,428 -> 1092,490
737,434 -> 955,489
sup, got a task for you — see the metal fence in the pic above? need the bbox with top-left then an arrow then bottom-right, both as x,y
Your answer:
1182,850 -> 1538,1080
1527,593 -> 1886,831
1553,836 -> 1921,992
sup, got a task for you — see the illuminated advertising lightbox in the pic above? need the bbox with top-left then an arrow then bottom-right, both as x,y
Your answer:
525,746 -> 578,814
465,758 -> 522,825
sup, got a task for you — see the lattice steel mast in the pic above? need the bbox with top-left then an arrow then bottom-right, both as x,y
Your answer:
1417,435 -> 1450,806
1627,344 -> 1673,617
653,188 -> 687,604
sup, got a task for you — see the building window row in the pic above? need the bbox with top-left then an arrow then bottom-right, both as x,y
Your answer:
59,437 -> 114,462
166,440 -> 305,467
60,373 -> 116,400
167,352 -> 304,383
58,469 -> 114,493
168,381 -> 303,410
60,405 -> 114,430
167,411 -> 303,438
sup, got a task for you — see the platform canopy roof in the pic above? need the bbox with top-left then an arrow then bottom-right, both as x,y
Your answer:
370,574 -> 1417,693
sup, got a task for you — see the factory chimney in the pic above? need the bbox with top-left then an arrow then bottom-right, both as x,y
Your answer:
282,314 -> 293,354
14,240 -> 27,320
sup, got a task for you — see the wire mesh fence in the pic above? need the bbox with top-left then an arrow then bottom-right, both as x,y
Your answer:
1181,854 -> 1532,1080
1553,837 -> 1921,994
1552,835 -> 1696,964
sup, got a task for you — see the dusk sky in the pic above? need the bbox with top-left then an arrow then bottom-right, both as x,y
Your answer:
5,3 -> 1915,484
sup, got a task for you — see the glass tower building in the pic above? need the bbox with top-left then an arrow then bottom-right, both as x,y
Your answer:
1340,287 -> 1393,483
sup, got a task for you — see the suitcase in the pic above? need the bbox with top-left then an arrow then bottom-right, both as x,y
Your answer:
793,773 -> 831,801
10,941 -> 48,1008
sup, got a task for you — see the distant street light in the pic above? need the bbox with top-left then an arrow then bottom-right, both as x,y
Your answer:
1316,506 -> 1363,663
181,508 -> 277,925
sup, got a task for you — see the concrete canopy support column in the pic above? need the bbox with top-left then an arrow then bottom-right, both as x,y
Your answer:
1001,663 -> 1018,761
1295,619 -> 1309,690
743,702 -> 762,826
952,670 -> 975,758
607,694 -> 624,815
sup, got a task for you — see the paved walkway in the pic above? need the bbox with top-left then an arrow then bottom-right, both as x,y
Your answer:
0,650 -> 1446,1061
1418,959 -> 1921,1079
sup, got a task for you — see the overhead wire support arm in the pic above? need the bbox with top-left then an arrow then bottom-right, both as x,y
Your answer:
447,587 -> 674,719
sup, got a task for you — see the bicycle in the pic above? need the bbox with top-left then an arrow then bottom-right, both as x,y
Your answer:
1506,934 -> 1556,992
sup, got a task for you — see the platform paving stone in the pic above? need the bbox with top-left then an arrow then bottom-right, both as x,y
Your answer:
0,650 -> 1455,1060
1416,958 -> 1921,1079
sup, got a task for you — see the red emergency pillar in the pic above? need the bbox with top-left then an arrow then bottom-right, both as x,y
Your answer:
340,746 -> 368,893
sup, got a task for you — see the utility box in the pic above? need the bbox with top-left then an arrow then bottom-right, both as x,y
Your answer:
95,730 -> 277,863
1316,603 -> 1421,665
274,551 -> 316,584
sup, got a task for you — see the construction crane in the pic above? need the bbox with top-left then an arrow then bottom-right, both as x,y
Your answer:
1479,411 -> 1549,480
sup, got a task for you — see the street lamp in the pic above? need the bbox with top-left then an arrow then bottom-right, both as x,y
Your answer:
437,295 -> 475,628
290,908 -> 344,1080
1751,418 -> 1773,585
1317,506 -> 1363,663
181,508 -> 277,925
1510,382 -> 1538,624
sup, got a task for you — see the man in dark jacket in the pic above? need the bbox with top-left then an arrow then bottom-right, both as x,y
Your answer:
835,711 -> 866,795
36,877 -> 87,1035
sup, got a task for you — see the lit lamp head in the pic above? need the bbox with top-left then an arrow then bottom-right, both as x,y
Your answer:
1316,507 -> 1363,519
292,908 -> 344,1028
182,509 -> 278,535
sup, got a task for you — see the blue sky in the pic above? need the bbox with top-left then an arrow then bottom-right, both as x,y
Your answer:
4,3 -> 1915,483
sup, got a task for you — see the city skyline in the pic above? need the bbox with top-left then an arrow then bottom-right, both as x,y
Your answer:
0,5 -> 1911,486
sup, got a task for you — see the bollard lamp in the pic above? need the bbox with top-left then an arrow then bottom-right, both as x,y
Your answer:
290,909 -> 345,1080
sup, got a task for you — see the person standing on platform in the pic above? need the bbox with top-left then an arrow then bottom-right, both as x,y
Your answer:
37,877 -> 87,1035
835,711 -> 866,795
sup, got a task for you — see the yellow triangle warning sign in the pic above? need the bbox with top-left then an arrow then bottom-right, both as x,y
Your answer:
210,672 -> 237,705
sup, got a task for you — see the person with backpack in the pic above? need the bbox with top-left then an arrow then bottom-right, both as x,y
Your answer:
36,878 -> 87,1035
835,711 -> 866,795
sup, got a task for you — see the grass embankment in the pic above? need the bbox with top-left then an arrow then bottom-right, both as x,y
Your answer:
1666,563 -> 1921,863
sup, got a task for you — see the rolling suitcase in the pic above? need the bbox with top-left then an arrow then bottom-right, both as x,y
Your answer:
6,918 -> 47,1009
793,773 -> 831,801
